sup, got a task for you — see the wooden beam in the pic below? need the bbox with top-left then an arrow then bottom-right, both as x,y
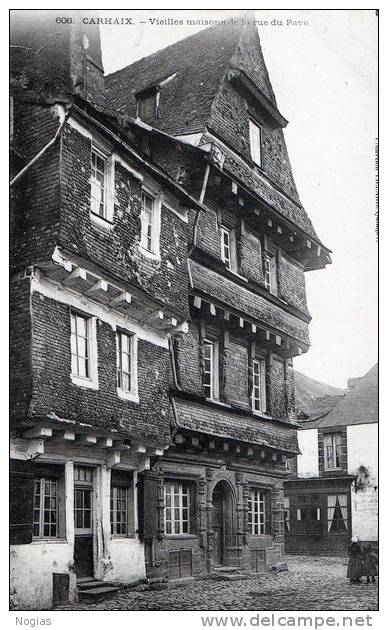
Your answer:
99,437 -> 113,448
106,451 -> 121,469
24,426 -> 52,439
62,431 -> 75,441
77,434 -> 97,447
63,266 -> 88,288
26,438 -> 45,459
110,292 -> 132,309
84,279 -> 108,296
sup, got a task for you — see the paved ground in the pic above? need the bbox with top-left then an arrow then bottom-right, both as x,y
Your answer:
57,556 -> 378,611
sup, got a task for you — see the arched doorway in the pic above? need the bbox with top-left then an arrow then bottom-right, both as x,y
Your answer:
212,480 -> 234,566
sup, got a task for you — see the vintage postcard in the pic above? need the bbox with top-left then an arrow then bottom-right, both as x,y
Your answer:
9,8 -> 378,621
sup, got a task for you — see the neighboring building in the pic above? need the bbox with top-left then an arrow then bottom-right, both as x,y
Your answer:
285,364 -> 378,556
10,12 -> 330,609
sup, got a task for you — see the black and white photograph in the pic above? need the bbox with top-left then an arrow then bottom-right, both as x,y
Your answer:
9,8 -> 378,618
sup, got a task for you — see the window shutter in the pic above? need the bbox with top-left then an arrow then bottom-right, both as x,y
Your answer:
10,459 -> 34,545
137,470 -> 159,540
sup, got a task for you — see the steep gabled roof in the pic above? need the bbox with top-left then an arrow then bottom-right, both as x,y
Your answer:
301,364 -> 378,429
106,22 -> 245,135
106,20 -> 284,134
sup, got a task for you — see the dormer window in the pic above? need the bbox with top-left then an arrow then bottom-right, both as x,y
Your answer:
249,120 -> 262,167
136,88 -> 159,122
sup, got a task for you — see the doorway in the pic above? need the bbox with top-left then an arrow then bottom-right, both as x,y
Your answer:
212,481 -> 234,567
73,466 -> 94,578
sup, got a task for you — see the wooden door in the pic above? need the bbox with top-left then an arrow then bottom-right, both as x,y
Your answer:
74,467 -> 94,578
212,485 -> 224,566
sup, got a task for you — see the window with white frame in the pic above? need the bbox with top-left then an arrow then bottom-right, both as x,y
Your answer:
203,338 -> 219,400
251,357 -> 266,413
74,466 -> 93,535
249,120 -> 262,167
141,191 -> 155,252
248,488 -> 268,535
70,311 -> 98,389
90,146 -> 112,221
263,252 -> 278,295
220,226 -> 238,272
116,331 -> 133,393
164,481 -> 193,535
71,312 -> 90,379
323,433 -> 342,470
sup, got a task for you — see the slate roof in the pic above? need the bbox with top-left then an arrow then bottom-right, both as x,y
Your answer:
300,364 -> 378,429
300,394 -> 345,422
106,20 -> 326,245
106,22 -> 245,135
172,397 -> 299,454
189,259 -> 310,346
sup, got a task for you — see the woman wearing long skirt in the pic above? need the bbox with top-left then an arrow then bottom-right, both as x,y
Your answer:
347,536 -> 364,583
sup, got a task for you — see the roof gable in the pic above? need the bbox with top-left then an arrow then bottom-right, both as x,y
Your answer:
106,22 -> 243,135
302,364 -> 378,429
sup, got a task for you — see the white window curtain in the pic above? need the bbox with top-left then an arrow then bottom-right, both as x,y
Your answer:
327,494 -> 348,532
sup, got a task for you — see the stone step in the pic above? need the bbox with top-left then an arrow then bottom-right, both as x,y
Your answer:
77,580 -> 107,590
213,566 -> 242,573
78,585 -> 121,599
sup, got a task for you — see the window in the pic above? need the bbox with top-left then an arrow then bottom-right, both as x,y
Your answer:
137,92 -> 158,122
117,329 -> 132,390
33,478 -> 58,538
141,191 -> 154,252
74,466 -> 93,535
251,358 -> 266,413
33,464 -> 65,539
90,146 -> 112,221
110,470 -> 134,537
220,226 -> 238,272
327,494 -> 348,533
203,338 -> 219,400
111,487 -> 128,536
70,311 -> 98,389
324,433 -> 342,470
263,252 -> 278,295
249,120 -> 262,167
248,489 -> 269,535
164,481 -> 193,535
71,312 -> 90,379
296,507 -> 308,521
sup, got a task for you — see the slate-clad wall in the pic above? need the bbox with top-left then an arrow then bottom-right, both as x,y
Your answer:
59,122 -> 190,319
11,103 -> 61,271
10,275 -> 33,422
28,290 -> 172,444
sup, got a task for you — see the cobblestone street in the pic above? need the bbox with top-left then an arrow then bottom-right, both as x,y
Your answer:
58,556 -> 378,611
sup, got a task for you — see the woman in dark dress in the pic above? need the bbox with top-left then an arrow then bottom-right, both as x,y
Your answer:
347,536 -> 364,583
363,545 -> 378,583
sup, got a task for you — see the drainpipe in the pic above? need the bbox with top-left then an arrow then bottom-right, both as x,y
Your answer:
10,104 -> 70,187
168,335 -> 181,392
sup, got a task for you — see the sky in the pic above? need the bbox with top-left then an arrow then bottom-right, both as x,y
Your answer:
98,9 -> 378,388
